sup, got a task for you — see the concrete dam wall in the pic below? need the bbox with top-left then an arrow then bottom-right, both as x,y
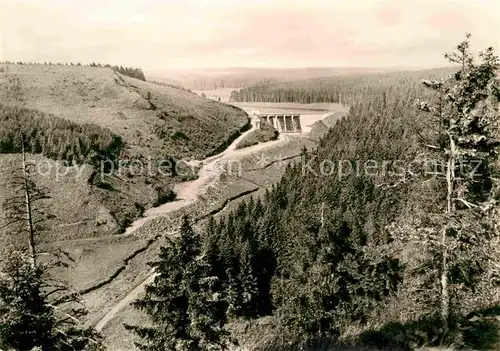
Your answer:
251,111 -> 302,133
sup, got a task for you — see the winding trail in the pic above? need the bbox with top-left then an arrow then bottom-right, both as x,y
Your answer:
124,128 -> 287,234
95,126 -> 288,332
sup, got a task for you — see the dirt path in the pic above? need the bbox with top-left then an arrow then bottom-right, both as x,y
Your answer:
95,127 -> 288,332
95,269 -> 157,332
124,129 -> 286,231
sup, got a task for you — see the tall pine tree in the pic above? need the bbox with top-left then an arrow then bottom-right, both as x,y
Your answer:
127,215 -> 232,350
388,34 -> 500,336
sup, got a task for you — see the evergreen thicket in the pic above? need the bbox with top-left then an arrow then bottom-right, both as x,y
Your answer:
0,104 -> 123,164
110,65 -> 147,81
130,37 -> 500,349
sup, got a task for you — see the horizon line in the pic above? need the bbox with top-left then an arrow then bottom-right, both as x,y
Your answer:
1,60 -> 456,73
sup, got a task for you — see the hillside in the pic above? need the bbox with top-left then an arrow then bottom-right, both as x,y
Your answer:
0,64 -> 249,160
235,121 -> 279,149
0,64 -> 249,245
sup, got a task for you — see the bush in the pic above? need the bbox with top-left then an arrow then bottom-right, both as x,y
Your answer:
112,65 -> 146,81
154,185 -> 176,206
235,121 -> 278,149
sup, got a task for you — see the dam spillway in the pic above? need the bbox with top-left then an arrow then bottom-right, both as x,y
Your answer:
251,111 -> 302,133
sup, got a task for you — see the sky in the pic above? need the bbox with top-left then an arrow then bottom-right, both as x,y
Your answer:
1,0 -> 499,70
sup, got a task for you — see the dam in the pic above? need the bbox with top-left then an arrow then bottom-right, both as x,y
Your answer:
251,110 -> 302,133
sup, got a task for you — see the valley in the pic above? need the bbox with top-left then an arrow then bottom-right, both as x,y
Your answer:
0,63 -> 343,348
56,102 -> 342,350
1,9 -> 499,348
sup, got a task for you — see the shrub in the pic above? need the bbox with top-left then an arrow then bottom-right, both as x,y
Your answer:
235,121 -> 278,149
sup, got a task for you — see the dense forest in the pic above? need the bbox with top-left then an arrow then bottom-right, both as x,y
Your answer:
128,94 -> 418,350
0,103 -> 123,164
230,67 -> 457,106
128,37 -> 500,350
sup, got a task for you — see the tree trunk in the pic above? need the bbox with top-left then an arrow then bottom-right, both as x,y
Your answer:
441,136 -> 456,325
440,226 -> 449,323
320,202 -> 325,228
21,136 -> 36,268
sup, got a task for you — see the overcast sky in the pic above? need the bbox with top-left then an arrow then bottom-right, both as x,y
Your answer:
1,0 -> 499,70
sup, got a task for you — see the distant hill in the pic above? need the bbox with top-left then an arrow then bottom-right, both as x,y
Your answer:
229,67 -> 458,105
146,67 -> 407,91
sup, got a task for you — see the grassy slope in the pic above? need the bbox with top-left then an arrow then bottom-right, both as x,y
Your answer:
99,135 -> 318,351
0,64 -> 248,248
0,64 -> 248,159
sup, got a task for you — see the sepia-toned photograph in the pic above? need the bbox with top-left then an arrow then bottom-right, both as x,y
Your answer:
0,0 -> 499,350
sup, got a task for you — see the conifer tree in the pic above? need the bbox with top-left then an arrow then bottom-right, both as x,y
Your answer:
2,135 -> 48,266
238,241 -> 259,318
127,215 -> 231,350
389,34 -> 500,333
0,251 -> 102,351
178,215 -> 201,263
126,227 -> 195,350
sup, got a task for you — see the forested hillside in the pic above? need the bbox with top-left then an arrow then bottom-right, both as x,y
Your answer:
129,38 -> 500,350
230,67 -> 457,106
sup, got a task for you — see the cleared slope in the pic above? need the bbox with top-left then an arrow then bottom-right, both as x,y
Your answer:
0,153 -> 157,248
0,64 -> 249,246
0,64 -> 249,159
